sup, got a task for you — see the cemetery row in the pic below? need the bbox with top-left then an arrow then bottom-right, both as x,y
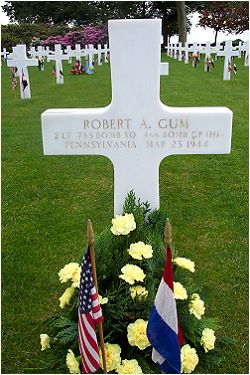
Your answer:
1,38 -> 249,101
165,41 -> 249,79
1,43 -> 110,99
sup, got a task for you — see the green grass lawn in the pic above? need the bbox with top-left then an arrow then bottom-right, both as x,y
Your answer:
1,54 -> 248,374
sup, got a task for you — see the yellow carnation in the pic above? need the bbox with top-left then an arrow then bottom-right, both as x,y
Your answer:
66,349 -> 80,374
119,264 -> 146,285
174,257 -> 195,273
200,328 -> 216,353
181,344 -> 199,373
116,359 -> 143,374
127,319 -> 150,350
110,213 -> 136,235
71,267 -> 80,288
174,282 -> 188,300
59,286 -> 75,309
99,343 -> 121,372
130,285 -> 148,301
40,333 -> 51,351
58,263 -> 81,284
128,241 -> 153,260
189,293 -> 205,319
99,294 -> 108,304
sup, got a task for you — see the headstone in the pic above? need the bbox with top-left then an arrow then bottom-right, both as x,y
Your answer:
178,43 -> 183,62
202,42 -> 212,72
74,44 -> 83,65
183,42 -> 190,64
66,45 -> 74,63
160,62 -> 169,75
46,46 -> 51,62
104,44 -> 109,63
35,46 -> 47,71
7,44 -> 38,99
174,43 -> 178,59
1,48 -> 9,61
29,46 -> 36,58
97,44 -> 103,66
241,41 -> 249,67
41,19 -> 232,215
49,44 -> 69,84
87,44 -> 95,69
217,40 -> 239,80
212,42 -> 221,61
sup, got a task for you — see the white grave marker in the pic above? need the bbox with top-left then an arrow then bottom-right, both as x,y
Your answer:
160,62 -> 169,75
46,46 -> 51,62
202,42 -> 212,72
49,44 -> 69,84
7,44 -> 38,99
66,45 -> 73,63
97,44 -> 103,65
1,48 -> 9,60
104,44 -> 109,62
87,44 -> 95,69
41,19 -> 232,215
183,42 -> 190,64
74,44 -> 83,64
217,40 -> 239,80
241,41 -> 249,67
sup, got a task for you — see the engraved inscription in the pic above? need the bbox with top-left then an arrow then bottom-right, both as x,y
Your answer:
52,117 -> 224,151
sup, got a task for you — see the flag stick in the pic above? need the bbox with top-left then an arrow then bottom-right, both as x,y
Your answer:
164,218 -> 172,247
87,220 -> 107,374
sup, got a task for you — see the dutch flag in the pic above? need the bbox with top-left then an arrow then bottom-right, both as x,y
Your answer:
147,245 -> 184,374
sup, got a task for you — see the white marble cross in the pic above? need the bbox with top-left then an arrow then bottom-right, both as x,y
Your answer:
87,44 -> 95,69
97,44 -> 103,66
46,46 -> 51,62
1,47 -> 9,60
41,19 -> 232,215
65,45 -> 73,63
212,42 -> 221,61
49,44 -> 69,84
183,42 -> 190,64
241,41 -> 249,67
103,44 -> 109,62
202,42 -> 212,71
73,44 -> 84,64
7,44 -> 38,99
217,40 -> 239,80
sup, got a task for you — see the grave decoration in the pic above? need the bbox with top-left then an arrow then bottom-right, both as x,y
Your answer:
38,192 -> 234,374
40,18 -> 234,374
41,19 -> 232,216
217,41 -> 239,81
49,44 -> 69,84
7,44 -> 38,99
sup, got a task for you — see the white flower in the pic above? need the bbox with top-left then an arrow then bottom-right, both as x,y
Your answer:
40,333 -> 51,351
66,349 -> 80,374
110,213 -> 136,235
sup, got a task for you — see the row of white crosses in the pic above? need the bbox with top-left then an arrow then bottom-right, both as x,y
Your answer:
28,43 -> 110,82
4,42 -> 110,97
166,40 -> 249,80
41,19 -> 232,215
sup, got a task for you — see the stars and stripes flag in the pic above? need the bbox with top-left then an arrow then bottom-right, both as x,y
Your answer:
11,75 -> 17,91
147,244 -> 184,374
21,69 -> 28,91
78,247 -> 103,373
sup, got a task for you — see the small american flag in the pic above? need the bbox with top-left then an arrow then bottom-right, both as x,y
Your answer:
78,247 -> 103,373
21,69 -> 28,91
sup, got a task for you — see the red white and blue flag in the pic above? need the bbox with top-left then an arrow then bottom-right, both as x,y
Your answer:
147,245 -> 184,374
78,247 -> 103,373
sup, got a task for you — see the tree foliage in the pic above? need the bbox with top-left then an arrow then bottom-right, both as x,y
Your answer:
1,1 -> 194,47
198,1 -> 249,43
